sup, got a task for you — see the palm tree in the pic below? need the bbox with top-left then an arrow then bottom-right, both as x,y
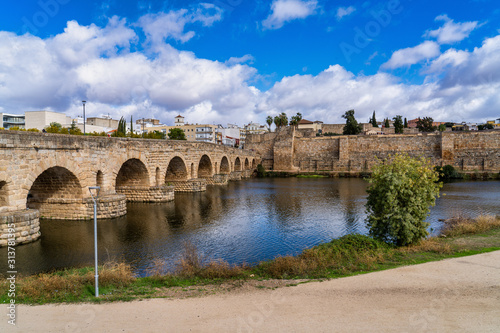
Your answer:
266,116 -> 273,132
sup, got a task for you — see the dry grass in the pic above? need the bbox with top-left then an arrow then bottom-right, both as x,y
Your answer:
440,214 -> 500,237
400,239 -> 453,254
14,261 -> 135,302
174,242 -> 246,279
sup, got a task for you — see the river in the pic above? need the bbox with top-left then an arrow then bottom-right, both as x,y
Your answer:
1,178 -> 499,276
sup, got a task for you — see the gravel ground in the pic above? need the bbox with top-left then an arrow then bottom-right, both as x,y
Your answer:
3,251 -> 500,333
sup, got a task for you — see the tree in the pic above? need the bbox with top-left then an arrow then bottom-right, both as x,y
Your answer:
404,117 -> 408,128
370,111 -> 378,127
130,115 -> 133,135
266,116 -> 273,132
290,112 -> 302,126
416,117 -> 436,132
274,116 -> 280,129
438,124 -> 446,132
393,115 -> 404,134
168,127 -> 186,140
365,154 -> 442,246
68,121 -> 82,135
144,130 -> 166,139
279,112 -> 288,127
112,117 -> 127,137
45,122 -> 62,133
384,118 -> 390,128
342,109 -> 362,135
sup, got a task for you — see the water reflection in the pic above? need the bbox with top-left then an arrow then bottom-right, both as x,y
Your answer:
1,178 -> 498,277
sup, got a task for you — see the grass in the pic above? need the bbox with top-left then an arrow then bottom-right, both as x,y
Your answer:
2,215 -> 499,305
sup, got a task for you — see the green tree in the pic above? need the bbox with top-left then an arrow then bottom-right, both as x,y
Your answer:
130,115 -> 133,136
416,117 -> 436,132
289,112 -> 302,126
68,121 -> 82,135
393,115 -> 404,134
370,111 -> 378,127
365,154 -> 442,246
279,112 -> 288,127
404,117 -> 408,128
144,130 -> 166,139
168,127 -> 186,140
266,116 -> 273,131
342,109 -> 362,135
384,118 -> 390,128
438,124 -> 446,132
45,122 -> 62,133
113,117 -> 127,137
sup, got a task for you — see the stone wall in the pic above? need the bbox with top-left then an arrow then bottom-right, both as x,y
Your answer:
116,185 -> 174,202
169,179 -> 207,192
0,210 -> 40,247
27,194 -> 127,220
246,130 -> 500,173
206,174 -> 230,185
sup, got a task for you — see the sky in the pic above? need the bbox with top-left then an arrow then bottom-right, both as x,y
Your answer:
0,0 -> 499,126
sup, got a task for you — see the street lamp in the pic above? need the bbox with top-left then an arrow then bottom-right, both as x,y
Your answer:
89,186 -> 100,297
82,100 -> 86,135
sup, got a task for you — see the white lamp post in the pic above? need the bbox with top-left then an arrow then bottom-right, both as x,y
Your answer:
82,100 -> 86,135
89,186 -> 100,297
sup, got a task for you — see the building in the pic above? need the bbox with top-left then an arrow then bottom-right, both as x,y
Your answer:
86,116 -> 119,129
240,122 -> 267,148
486,118 -> 500,129
0,113 -> 25,129
216,124 -> 241,147
144,115 -> 218,143
297,119 -> 323,133
25,111 -> 72,131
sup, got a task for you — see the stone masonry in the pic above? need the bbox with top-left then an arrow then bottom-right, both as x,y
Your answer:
0,130 -> 258,246
246,128 -> 500,173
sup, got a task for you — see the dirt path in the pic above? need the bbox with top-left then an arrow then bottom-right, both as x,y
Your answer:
3,251 -> 500,332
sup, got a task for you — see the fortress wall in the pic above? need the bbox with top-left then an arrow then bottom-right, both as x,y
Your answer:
246,130 -> 500,173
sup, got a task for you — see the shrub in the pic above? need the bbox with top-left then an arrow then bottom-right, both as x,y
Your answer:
434,165 -> 460,180
256,164 -> 266,178
365,154 -> 442,246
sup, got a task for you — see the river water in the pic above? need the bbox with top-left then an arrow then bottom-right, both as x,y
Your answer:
1,178 -> 499,276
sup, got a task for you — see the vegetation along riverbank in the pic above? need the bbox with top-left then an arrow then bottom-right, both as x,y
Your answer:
1,214 -> 499,305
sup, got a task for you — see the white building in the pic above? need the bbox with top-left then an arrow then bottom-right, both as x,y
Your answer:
25,111 -> 72,131
0,113 -> 25,129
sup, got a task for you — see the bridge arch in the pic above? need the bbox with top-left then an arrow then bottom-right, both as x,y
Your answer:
252,158 -> 256,169
244,158 -> 249,170
0,180 -> 9,208
116,159 -> 150,187
155,167 -> 161,186
198,155 -> 213,178
166,156 -> 189,181
220,156 -> 230,174
96,170 -> 104,188
234,157 -> 241,171
27,166 -> 84,209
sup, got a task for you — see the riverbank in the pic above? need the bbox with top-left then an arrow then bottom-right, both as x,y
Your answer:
1,215 -> 499,305
2,250 -> 499,332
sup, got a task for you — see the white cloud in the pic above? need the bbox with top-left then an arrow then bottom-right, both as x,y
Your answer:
336,6 -> 356,21
0,16 -> 499,128
424,15 -> 479,44
382,41 -> 441,69
226,54 -> 255,66
262,0 -> 318,30
138,4 -> 223,45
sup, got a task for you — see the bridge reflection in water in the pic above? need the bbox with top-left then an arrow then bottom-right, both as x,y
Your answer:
2,178 -> 497,277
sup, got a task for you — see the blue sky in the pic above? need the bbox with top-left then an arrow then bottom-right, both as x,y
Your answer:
0,0 -> 499,126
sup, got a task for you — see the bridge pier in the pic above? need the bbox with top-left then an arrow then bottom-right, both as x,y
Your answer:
27,194 -> 127,220
229,171 -> 242,181
116,185 -> 174,202
0,209 -> 41,247
169,179 -> 207,192
206,174 -> 230,186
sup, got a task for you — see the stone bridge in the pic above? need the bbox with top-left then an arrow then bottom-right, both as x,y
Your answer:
0,130 -> 259,246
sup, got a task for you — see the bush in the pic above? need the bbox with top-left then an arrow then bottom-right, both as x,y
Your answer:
365,154 -> 442,246
434,165 -> 460,180
256,164 -> 266,178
